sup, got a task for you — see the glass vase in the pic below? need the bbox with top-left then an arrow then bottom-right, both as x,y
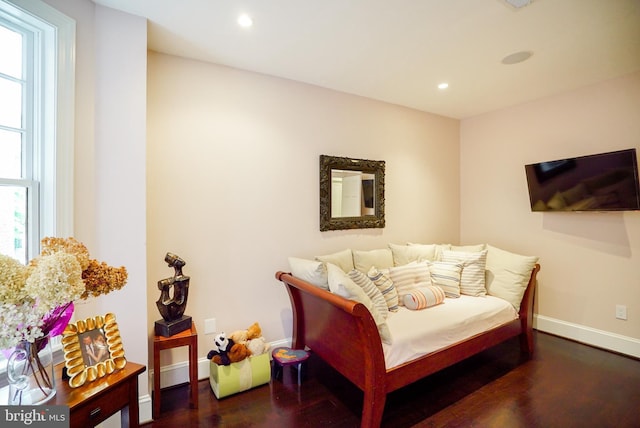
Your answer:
7,335 -> 56,405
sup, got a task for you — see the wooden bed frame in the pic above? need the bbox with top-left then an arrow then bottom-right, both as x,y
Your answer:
275,263 -> 540,428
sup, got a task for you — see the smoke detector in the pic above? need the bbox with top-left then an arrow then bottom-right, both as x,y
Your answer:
503,0 -> 532,8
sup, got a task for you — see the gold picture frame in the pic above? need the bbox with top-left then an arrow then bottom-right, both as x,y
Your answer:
61,313 -> 127,388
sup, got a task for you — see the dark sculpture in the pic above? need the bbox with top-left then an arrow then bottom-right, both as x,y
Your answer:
154,253 -> 192,337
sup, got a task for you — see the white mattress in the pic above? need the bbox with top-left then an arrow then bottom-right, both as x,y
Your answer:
382,295 -> 518,369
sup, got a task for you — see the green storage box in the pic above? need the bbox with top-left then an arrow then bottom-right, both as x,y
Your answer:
209,352 -> 271,399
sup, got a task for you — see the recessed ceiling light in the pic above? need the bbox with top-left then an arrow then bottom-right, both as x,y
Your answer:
437,83 -> 449,90
501,51 -> 533,65
238,14 -> 253,28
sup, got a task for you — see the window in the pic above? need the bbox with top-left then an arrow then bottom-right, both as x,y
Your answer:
0,0 -> 75,263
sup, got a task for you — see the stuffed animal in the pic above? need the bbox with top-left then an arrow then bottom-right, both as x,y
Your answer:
247,336 -> 269,356
229,321 -> 261,344
229,322 -> 270,357
207,332 -> 233,366
228,329 -> 248,344
246,322 -> 262,340
209,323 -> 269,365
228,342 -> 251,363
207,331 -> 253,365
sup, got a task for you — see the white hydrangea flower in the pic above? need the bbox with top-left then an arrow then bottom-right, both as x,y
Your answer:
0,302 -> 44,350
24,252 -> 85,314
0,254 -> 29,304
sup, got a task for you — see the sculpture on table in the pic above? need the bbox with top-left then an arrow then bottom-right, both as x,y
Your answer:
154,253 -> 192,337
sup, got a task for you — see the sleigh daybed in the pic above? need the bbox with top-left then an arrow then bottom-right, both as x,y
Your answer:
276,243 -> 540,428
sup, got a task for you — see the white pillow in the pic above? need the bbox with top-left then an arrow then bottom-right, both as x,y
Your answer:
315,249 -> 354,273
384,261 -> 431,306
428,261 -> 463,298
288,257 -> 328,290
367,266 -> 399,312
485,245 -> 539,311
348,269 -> 389,319
353,248 -> 394,273
441,250 -> 487,296
389,243 -> 436,266
403,285 -> 445,310
450,243 -> 486,252
408,242 -> 450,261
326,264 -> 392,344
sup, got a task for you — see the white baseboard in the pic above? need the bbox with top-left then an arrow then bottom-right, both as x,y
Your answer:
139,394 -> 153,424
534,314 -> 640,358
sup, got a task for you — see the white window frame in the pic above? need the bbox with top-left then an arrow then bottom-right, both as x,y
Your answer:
1,0 -> 75,258
0,0 -> 75,371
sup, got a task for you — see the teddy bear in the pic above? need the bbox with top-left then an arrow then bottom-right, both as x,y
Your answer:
207,332 -> 252,365
247,336 -> 269,356
228,341 -> 251,363
228,322 -> 269,357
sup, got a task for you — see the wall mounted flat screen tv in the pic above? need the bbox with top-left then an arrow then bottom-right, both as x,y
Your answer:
525,149 -> 640,212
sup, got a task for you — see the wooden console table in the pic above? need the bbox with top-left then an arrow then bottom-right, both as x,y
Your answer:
52,361 -> 146,428
153,321 -> 198,419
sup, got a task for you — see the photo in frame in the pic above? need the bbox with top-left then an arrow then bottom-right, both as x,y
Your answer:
61,313 -> 126,388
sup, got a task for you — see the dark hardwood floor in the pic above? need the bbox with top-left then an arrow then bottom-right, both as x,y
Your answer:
145,331 -> 640,428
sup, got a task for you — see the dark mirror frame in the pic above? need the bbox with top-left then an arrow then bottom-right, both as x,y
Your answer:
320,155 -> 385,231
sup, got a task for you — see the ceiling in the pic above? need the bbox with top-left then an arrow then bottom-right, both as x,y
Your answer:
92,0 -> 640,119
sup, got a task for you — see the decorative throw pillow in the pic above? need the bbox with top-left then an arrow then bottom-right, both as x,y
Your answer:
428,261 -> 463,298
441,250 -> 488,296
389,243 -> 436,266
485,245 -> 539,311
315,249 -> 354,273
385,261 -> 431,306
353,248 -> 394,273
288,257 -> 329,290
349,269 -> 389,319
367,266 -> 399,312
403,285 -> 445,310
326,264 -> 392,344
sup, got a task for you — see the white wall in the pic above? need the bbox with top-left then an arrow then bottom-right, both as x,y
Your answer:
44,0 -> 150,422
460,72 -> 640,355
146,52 -> 460,366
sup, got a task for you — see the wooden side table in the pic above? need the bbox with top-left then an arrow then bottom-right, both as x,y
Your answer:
153,321 -> 198,419
52,361 -> 146,428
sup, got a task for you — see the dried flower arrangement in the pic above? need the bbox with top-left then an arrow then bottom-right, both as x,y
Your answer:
0,237 -> 128,350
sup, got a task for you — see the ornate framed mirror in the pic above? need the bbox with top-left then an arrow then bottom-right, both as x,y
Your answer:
319,155 -> 385,231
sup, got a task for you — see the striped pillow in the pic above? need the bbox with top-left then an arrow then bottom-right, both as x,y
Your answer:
403,285 -> 445,310
441,250 -> 487,296
367,266 -> 399,312
428,261 -> 462,298
385,262 -> 431,306
327,264 -> 392,345
349,269 -> 389,319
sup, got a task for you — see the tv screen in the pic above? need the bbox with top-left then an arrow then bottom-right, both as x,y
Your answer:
525,149 -> 640,212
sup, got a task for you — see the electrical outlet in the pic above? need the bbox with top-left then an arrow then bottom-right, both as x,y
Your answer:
204,318 -> 217,334
615,305 -> 627,320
